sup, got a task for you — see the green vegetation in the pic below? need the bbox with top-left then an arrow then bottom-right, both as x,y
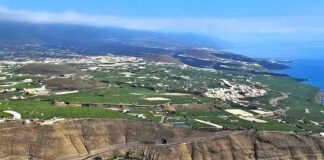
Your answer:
0,59 -> 323,133
172,109 -> 300,132
255,76 -> 324,122
45,78 -> 105,91
15,63 -> 80,75
89,64 -> 229,94
46,85 -> 213,105
129,108 -> 162,122
0,111 -> 10,118
0,100 -> 129,120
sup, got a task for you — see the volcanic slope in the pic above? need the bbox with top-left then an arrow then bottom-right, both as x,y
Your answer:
0,119 -> 323,160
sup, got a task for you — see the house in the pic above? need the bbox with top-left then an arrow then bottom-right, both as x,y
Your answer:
24,86 -> 49,95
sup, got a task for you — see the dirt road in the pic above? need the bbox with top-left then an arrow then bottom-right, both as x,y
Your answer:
269,92 -> 289,106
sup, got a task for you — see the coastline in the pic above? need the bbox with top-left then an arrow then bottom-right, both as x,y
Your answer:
271,60 -> 323,105
272,59 -> 324,91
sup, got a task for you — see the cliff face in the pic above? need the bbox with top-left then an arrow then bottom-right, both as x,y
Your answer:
0,119 -> 323,160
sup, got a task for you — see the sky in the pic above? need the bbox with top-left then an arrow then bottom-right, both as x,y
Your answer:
1,0 -> 324,59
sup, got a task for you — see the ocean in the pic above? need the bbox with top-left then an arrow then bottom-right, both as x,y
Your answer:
275,59 -> 324,90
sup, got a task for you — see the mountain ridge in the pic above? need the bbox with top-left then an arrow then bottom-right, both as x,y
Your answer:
0,21 -> 288,72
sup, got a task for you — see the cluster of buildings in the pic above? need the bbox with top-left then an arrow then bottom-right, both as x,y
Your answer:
23,86 -> 49,96
204,79 -> 267,103
0,54 -> 143,69
0,43 -> 80,60
0,54 -> 147,98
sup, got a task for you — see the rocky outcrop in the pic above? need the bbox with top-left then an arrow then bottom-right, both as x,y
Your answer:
0,119 -> 323,160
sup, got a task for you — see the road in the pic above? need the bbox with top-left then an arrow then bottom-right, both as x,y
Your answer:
57,131 -> 242,160
269,92 -> 289,106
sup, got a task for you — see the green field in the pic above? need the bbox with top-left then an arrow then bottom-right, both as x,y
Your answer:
88,64 -> 228,94
171,109 -> 301,132
255,75 -> 324,122
1,60 -> 324,132
46,85 -> 213,105
129,108 -> 162,122
0,100 -> 130,120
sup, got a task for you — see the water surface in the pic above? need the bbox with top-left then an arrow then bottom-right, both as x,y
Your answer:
276,59 -> 324,90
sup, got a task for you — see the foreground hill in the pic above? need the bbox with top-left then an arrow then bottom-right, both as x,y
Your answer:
0,119 -> 323,160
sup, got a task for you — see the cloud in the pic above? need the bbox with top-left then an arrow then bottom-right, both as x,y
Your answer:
1,6 -> 324,42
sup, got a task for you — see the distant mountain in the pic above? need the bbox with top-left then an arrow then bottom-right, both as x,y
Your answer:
174,48 -> 289,71
0,21 -> 228,56
0,20 -> 287,72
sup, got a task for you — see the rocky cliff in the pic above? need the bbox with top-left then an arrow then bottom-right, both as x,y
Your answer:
0,119 -> 323,160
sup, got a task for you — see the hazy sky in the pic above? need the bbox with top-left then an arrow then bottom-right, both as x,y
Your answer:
1,0 -> 323,17
1,0 -> 324,59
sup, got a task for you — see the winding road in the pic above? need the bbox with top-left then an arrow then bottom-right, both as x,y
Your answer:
269,92 -> 289,106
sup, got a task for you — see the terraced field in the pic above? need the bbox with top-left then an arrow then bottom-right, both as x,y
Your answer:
0,100 -> 130,120
0,57 -> 323,132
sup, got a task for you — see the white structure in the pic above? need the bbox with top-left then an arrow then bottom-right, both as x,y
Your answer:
205,79 -> 267,102
3,110 -> 21,120
194,119 -> 223,129
24,86 -> 49,95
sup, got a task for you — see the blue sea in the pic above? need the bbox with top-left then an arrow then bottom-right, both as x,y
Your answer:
275,59 -> 324,90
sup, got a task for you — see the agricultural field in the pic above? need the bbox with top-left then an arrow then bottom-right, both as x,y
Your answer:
0,55 -> 323,132
0,100 -> 130,120
169,109 -> 300,132
46,85 -> 214,105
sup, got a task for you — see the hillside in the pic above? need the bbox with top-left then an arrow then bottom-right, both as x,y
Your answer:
145,54 -> 184,65
45,78 -> 106,91
0,21 -> 288,73
0,21 -> 223,56
174,49 -> 289,71
15,63 -> 80,76
0,119 -> 323,160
